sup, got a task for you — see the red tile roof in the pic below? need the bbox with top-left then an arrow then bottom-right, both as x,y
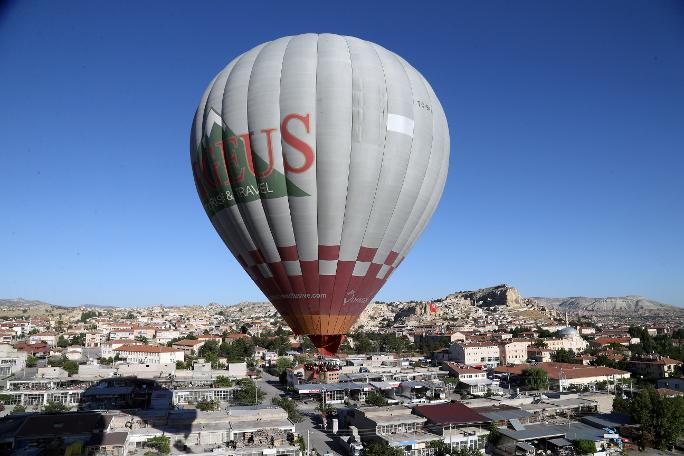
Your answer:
494,362 -> 629,380
414,401 -> 490,425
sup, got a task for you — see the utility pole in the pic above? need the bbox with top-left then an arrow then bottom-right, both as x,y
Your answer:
449,423 -> 453,452
307,429 -> 310,456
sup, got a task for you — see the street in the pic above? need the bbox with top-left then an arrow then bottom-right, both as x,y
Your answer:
258,371 -> 346,456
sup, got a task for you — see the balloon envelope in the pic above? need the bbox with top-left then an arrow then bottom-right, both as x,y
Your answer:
190,34 -> 449,355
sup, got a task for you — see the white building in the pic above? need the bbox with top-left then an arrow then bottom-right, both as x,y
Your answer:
29,332 -> 59,347
450,342 -> 500,367
544,327 -> 588,352
101,339 -> 144,359
499,340 -> 531,365
113,344 -> 184,365
84,333 -> 106,347
155,329 -> 181,345
0,343 -> 27,376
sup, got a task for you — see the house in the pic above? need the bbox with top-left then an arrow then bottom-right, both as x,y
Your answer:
28,332 -> 59,346
84,333 -> 106,348
450,342 -> 500,368
113,344 -> 184,365
171,339 -> 205,355
628,356 -> 681,379
0,344 -> 27,376
0,331 -> 16,344
413,402 -> 491,451
15,342 -> 51,357
527,347 -> 552,363
657,377 -> 684,392
101,339 -> 144,359
594,336 -> 633,347
348,406 -> 440,456
224,333 -> 251,344
154,329 -> 181,345
494,362 -> 630,390
444,363 -> 494,396
498,340 -> 531,365
492,421 -> 623,456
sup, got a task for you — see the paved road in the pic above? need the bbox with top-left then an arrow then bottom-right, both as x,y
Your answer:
257,372 -> 346,456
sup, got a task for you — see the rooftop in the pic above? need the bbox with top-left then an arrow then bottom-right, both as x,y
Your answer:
413,401 -> 490,426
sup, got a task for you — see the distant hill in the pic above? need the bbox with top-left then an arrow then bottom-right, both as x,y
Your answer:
530,295 -> 681,314
0,298 -> 62,308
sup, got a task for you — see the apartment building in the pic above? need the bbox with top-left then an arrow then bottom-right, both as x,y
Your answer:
498,340 -> 531,365
113,344 -> 184,365
628,356 -> 682,379
450,342 -> 500,367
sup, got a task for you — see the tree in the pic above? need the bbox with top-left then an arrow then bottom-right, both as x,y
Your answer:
365,391 -> 389,407
532,340 -> 548,348
135,335 -> 149,344
274,357 -> 293,375
364,441 -> 404,456
57,335 -> 69,348
272,397 -> 304,422
175,360 -> 187,370
233,378 -> 265,405
11,404 -> 26,414
552,348 -> 579,364
487,423 -> 502,445
214,375 -> 233,387
43,401 -> 70,413
80,310 -> 98,322
26,356 -> 37,368
573,440 -> 596,455
196,399 -> 219,411
618,386 -> 684,450
62,360 -> 79,376
145,436 -> 171,455
521,367 -> 548,391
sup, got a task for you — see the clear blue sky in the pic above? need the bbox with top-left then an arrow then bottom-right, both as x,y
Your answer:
1,1 -> 683,308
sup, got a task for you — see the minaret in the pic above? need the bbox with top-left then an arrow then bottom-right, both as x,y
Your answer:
565,312 -> 569,327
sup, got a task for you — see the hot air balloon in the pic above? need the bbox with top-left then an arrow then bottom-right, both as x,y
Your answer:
190,34 -> 449,356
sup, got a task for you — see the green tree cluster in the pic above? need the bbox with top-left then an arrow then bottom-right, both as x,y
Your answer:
196,398 -> 219,411
552,349 -> 582,364
233,378 -> 265,405
613,386 -> 684,449
364,441 -> 405,456
272,396 -> 304,422
62,360 -> 79,376
80,310 -> 99,322
521,367 -> 548,390
429,440 -> 482,456
145,436 -> 171,454
340,331 -> 414,354
43,401 -> 70,413
214,375 -> 233,387
365,391 -> 389,407
573,440 -> 597,455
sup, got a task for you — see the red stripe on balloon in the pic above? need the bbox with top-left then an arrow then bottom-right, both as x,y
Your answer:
357,246 -> 377,262
318,245 -> 340,261
277,245 -> 299,261
385,251 -> 399,266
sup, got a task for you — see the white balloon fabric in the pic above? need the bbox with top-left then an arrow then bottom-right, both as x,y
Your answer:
190,33 -> 449,355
